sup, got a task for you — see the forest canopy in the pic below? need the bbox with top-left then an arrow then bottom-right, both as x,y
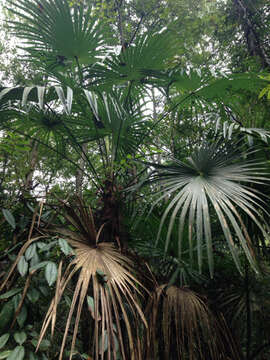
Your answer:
0,0 -> 270,359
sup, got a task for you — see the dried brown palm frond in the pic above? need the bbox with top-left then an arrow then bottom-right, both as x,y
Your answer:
1,198 -> 147,360
164,286 -> 214,360
37,240 -> 147,360
145,284 -> 241,360
37,198 -> 147,360
48,196 -> 98,244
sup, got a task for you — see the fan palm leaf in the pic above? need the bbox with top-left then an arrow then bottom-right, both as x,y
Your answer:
86,31 -> 176,90
83,90 -> 149,161
7,0 -> 105,65
144,139 -> 269,276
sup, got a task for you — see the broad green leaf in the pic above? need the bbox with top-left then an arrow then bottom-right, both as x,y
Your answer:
17,256 -> 28,277
29,253 -> 40,268
25,244 -> 37,261
0,351 -> 12,359
6,346 -> 24,360
36,242 -> 46,249
17,305 -> 27,328
87,296 -> 95,319
29,261 -> 50,272
81,355 -> 89,360
2,209 -> 15,229
99,330 -> 108,354
39,339 -> 51,351
45,262 -> 57,286
0,288 -> 21,300
27,288 -> 39,303
39,286 -> 49,297
12,294 -> 21,309
29,352 -> 38,360
39,241 -> 58,252
0,302 -> 14,331
31,339 -> 50,351
0,334 -> 9,349
14,332 -> 27,346
59,238 -> 73,255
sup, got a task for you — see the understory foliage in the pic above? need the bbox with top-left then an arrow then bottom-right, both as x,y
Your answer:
0,0 -> 270,359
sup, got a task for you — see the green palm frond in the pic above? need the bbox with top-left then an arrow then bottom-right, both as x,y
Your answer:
167,73 -> 268,124
145,139 -> 269,276
216,119 -> 270,144
86,31 -> 176,89
195,73 -> 267,101
7,0 -> 105,65
16,107 -> 69,155
84,90 -> 149,160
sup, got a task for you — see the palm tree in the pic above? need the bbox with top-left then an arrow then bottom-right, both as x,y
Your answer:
1,0 -> 270,359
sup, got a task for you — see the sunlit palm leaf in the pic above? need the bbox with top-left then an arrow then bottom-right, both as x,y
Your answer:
145,140 -> 269,276
7,0 -> 105,64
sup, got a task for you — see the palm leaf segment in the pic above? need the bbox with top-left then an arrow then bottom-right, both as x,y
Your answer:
7,0 -> 105,65
148,140 -> 269,276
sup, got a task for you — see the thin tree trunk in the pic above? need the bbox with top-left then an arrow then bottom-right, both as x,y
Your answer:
234,0 -> 270,69
245,260 -> 251,360
115,0 -> 125,46
75,143 -> 87,197
24,140 -> 39,192
151,87 -> 161,164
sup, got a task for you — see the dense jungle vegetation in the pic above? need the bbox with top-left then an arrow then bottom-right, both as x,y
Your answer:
0,0 -> 270,359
